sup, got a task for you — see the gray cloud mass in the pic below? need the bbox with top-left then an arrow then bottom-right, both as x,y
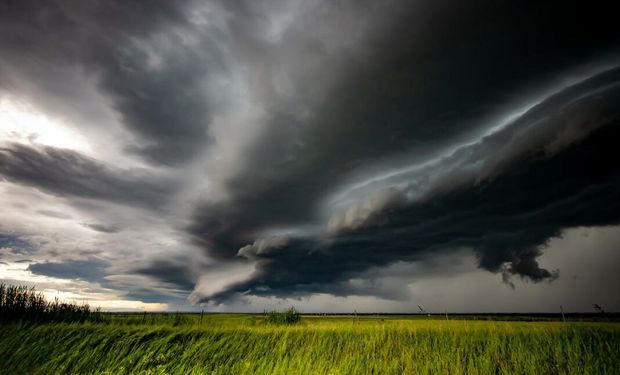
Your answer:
0,143 -> 173,208
1,0 -> 619,311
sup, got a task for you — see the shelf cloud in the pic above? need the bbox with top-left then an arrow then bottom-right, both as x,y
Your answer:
1,0 -> 619,311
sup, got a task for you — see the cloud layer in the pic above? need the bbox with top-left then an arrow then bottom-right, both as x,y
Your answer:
1,0 -> 619,311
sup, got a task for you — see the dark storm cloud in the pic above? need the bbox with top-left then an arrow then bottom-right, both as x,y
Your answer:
28,258 -> 110,283
1,0 -> 620,307
132,259 -> 197,291
198,65 -> 620,302
0,143 -> 172,207
189,0 -> 619,279
240,0 -> 616,178
501,247 -> 559,290
0,0 -> 217,165
207,120 -> 620,301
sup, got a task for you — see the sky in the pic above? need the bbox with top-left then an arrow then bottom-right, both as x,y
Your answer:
0,0 -> 619,312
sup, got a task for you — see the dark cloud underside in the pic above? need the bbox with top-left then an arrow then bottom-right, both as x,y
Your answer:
188,0 -> 620,259
183,1 -> 620,302
206,113 -> 620,301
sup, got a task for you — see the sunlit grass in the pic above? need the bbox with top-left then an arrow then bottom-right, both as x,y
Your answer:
0,314 -> 618,374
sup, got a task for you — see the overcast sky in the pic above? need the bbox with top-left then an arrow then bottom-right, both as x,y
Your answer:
1,0 -> 619,312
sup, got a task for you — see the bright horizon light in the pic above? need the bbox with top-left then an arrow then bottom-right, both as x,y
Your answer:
0,262 -> 167,312
0,98 -> 92,153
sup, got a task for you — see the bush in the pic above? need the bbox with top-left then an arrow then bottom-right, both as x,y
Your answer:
265,307 -> 301,325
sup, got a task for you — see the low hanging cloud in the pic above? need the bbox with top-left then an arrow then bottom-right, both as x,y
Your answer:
501,247 -> 560,290
187,0 -> 619,262
194,67 -> 620,303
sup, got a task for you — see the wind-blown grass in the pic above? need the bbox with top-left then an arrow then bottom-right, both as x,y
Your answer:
0,315 -> 618,374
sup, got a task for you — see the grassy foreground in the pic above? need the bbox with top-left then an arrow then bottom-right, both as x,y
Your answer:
1,315 -> 619,374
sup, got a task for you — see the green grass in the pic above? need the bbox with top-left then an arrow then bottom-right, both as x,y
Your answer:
1,315 -> 619,374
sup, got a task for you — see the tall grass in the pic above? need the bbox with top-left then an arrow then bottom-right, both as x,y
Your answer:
0,315 -> 618,374
0,284 -> 102,323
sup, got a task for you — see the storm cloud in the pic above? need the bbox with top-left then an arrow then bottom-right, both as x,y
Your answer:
0,143 -> 173,207
203,111 -> 620,301
1,0 -> 619,311
186,1 -> 620,302
0,0 -> 216,165
28,258 -> 110,284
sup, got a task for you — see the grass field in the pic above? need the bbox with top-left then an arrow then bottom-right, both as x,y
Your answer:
1,314 -> 619,374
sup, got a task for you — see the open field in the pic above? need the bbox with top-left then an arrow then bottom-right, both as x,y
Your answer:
1,314 -> 619,374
